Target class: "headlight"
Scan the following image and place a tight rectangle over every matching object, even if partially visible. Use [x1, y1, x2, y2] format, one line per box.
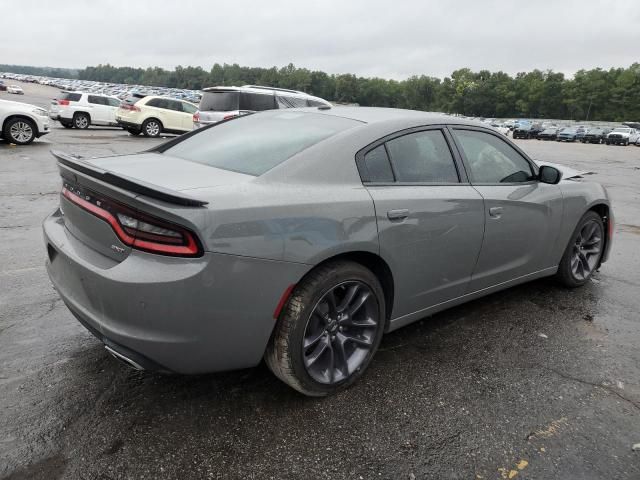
[32, 108, 48, 117]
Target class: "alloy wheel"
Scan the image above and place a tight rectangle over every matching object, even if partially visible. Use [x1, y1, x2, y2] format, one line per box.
[302, 281, 379, 384]
[9, 121, 34, 143]
[146, 121, 160, 136]
[571, 220, 603, 281]
[75, 115, 89, 128]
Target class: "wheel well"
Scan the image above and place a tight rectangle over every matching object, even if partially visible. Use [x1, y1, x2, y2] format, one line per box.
[73, 111, 91, 121]
[589, 203, 609, 225]
[311, 251, 395, 325]
[144, 117, 162, 127]
[2, 115, 38, 135]
[588, 203, 610, 264]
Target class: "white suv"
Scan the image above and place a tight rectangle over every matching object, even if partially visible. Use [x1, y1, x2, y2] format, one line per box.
[49, 91, 121, 129]
[0, 98, 50, 145]
[193, 85, 331, 128]
[115, 95, 198, 137]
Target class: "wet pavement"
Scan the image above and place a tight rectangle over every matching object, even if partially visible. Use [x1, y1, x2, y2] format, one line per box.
[1, 83, 639, 479]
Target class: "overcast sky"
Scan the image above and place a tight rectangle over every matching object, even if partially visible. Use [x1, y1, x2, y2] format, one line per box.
[1, 0, 638, 79]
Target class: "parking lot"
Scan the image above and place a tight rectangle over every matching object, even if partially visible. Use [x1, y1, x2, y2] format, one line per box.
[1, 81, 640, 479]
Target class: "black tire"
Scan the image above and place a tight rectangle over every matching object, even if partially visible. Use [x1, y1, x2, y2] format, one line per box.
[3, 117, 36, 145]
[556, 211, 605, 288]
[126, 127, 141, 136]
[605, 140, 610, 145]
[624, 139, 629, 146]
[142, 118, 162, 137]
[265, 261, 386, 396]
[73, 112, 90, 129]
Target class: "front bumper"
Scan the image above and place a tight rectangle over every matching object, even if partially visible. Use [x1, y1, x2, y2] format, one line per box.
[43, 209, 309, 374]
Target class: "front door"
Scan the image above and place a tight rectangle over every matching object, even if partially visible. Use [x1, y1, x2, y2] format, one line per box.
[449, 128, 563, 292]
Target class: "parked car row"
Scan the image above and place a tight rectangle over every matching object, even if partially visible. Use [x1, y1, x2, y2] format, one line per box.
[1, 72, 202, 103]
[44, 85, 332, 136]
[509, 122, 639, 145]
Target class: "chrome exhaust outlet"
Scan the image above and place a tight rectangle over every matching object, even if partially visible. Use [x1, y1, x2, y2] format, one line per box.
[105, 345, 145, 371]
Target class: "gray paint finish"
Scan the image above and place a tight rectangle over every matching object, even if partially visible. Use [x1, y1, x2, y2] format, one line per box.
[43, 107, 613, 374]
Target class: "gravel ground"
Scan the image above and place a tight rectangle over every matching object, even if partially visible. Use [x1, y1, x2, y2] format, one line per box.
[1, 81, 639, 480]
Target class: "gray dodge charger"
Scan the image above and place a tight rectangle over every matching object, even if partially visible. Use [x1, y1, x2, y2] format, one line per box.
[43, 107, 613, 396]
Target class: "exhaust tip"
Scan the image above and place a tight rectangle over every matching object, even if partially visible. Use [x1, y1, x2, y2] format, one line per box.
[105, 345, 145, 371]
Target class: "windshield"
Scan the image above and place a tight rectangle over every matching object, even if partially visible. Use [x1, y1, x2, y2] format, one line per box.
[163, 112, 361, 176]
[613, 128, 630, 133]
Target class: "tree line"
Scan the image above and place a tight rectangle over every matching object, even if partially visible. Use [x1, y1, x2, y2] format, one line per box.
[5, 62, 640, 121]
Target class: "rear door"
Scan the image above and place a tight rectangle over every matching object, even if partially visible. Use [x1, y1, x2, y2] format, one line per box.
[449, 127, 563, 292]
[359, 127, 485, 319]
[87, 95, 110, 125]
[179, 101, 197, 130]
[105, 96, 121, 124]
[145, 98, 177, 130]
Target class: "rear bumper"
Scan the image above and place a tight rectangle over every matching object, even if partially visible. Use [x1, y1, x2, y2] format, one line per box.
[43, 209, 309, 374]
[116, 119, 142, 130]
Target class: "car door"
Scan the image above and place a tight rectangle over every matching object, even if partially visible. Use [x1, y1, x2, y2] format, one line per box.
[105, 97, 121, 124]
[179, 101, 197, 131]
[449, 127, 563, 292]
[358, 127, 485, 319]
[87, 95, 110, 125]
[145, 98, 175, 131]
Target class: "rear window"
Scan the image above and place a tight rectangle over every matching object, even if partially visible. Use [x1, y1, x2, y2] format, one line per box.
[240, 92, 276, 111]
[163, 112, 361, 176]
[199, 91, 239, 112]
[59, 92, 81, 102]
[123, 94, 145, 105]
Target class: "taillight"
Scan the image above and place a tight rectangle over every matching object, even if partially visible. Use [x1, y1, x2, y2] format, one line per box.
[61, 185, 202, 257]
[223, 114, 237, 120]
[120, 103, 141, 112]
[58, 99, 69, 106]
[193, 112, 200, 123]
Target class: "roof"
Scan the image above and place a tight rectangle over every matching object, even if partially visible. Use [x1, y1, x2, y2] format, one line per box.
[299, 106, 485, 127]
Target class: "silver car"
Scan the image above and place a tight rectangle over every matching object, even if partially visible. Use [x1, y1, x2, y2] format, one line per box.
[43, 107, 613, 396]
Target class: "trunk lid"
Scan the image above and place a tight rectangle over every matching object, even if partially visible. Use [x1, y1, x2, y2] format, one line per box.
[53, 151, 253, 262]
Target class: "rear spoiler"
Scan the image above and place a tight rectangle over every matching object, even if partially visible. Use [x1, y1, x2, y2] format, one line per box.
[51, 150, 208, 207]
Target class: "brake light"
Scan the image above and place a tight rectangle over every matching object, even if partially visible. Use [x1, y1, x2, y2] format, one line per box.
[193, 112, 200, 123]
[223, 114, 237, 120]
[58, 99, 69, 106]
[61, 185, 202, 257]
[120, 103, 141, 112]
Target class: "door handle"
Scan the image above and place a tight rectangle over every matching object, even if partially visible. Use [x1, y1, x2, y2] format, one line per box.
[387, 209, 409, 220]
[489, 207, 503, 218]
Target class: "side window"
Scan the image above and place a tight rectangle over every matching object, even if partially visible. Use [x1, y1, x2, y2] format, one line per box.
[386, 130, 459, 183]
[240, 93, 276, 111]
[106, 97, 120, 107]
[147, 98, 170, 109]
[452, 129, 535, 183]
[88, 95, 103, 105]
[276, 95, 308, 108]
[167, 100, 183, 112]
[182, 102, 197, 114]
[359, 145, 394, 183]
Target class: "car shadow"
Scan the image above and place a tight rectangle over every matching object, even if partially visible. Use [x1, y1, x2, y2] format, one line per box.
[13, 276, 606, 478]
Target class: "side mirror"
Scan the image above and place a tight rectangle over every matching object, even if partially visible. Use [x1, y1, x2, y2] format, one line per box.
[539, 165, 562, 184]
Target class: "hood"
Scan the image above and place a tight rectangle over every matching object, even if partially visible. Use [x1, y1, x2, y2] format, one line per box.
[0, 98, 41, 112]
[536, 161, 593, 180]
[85, 152, 255, 191]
